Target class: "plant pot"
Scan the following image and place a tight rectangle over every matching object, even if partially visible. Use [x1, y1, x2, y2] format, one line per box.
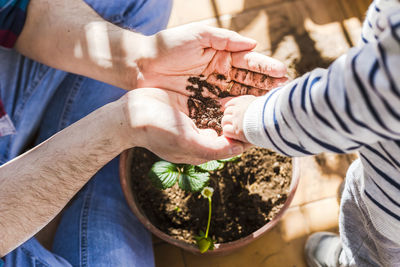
[119, 148, 300, 255]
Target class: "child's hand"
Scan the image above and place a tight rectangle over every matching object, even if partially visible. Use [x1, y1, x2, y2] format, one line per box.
[221, 95, 257, 143]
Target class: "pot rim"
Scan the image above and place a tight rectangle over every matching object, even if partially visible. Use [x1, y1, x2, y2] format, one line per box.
[119, 149, 301, 255]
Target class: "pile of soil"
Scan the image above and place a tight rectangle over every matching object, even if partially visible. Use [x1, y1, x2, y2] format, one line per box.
[186, 75, 229, 135]
[130, 146, 291, 244]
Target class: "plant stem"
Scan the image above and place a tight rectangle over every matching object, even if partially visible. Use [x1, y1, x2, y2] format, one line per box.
[205, 196, 212, 238]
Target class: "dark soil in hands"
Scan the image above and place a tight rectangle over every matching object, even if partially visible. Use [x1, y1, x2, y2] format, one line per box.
[130, 147, 291, 244]
[186, 75, 230, 135]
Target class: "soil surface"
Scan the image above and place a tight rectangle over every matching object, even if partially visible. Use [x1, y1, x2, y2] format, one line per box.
[130, 146, 291, 244]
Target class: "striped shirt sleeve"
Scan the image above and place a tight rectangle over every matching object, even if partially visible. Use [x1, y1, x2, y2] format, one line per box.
[0, 0, 30, 48]
[243, 7, 400, 158]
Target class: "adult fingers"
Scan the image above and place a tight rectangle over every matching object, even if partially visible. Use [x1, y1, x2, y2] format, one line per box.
[191, 133, 245, 161]
[229, 68, 288, 90]
[206, 70, 287, 97]
[243, 143, 254, 151]
[231, 51, 287, 78]
[228, 82, 267, 96]
[199, 26, 257, 52]
[206, 74, 268, 96]
[197, 128, 219, 138]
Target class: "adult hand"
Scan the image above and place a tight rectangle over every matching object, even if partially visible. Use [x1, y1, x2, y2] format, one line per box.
[120, 88, 246, 165]
[137, 24, 287, 97]
[16, 0, 286, 95]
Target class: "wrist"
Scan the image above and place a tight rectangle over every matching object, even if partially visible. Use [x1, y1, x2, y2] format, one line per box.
[243, 95, 272, 147]
[120, 32, 157, 90]
[99, 97, 136, 152]
[113, 91, 152, 150]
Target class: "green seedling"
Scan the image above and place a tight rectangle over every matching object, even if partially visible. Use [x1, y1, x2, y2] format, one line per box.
[194, 186, 216, 253]
[148, 156, 240, 252]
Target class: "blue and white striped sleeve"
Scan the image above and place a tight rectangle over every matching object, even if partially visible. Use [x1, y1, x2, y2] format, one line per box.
[243, 9, 400, 157]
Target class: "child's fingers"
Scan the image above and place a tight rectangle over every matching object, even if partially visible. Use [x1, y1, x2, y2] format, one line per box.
[221, 114, 233, 126]
[222, 95, 256, 110]
[222, 124, 236, 139]
[222, 108, 234, 116]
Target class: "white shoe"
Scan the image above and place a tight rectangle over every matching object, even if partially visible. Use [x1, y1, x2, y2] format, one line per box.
[304, 232, 342, 267]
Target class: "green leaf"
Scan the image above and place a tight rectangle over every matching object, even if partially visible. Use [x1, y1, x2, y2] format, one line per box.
[148, 161, 180, 190]
[178, 165, 210, 192]
[194, 230, 206, 241]
[217, 154, 242, 163]
[195, 236, 215, 253]
[197, 238, 212, 253]
[195, 230, 216, 253]
[197, 160, 224, 172]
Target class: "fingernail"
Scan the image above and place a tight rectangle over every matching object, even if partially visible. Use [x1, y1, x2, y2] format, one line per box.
[232, 145, 243, 155]
[242, 36, 257, 44]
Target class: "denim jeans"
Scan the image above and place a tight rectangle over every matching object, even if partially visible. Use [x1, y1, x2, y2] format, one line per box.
[0, 0, 172, 266]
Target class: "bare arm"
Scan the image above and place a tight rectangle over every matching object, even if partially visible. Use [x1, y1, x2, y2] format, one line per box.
[15, 0, 287, 95]
[0, 99, 128, 256]
[0, 88, 244, 256]
[15, 0, 150, 90]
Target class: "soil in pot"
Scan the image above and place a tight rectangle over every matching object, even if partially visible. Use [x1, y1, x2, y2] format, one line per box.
[130, 146, 291, 244]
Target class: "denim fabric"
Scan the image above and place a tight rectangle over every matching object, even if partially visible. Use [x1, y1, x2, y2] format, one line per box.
[1, 0, 172, 266]
[338, 159, 400, 267]
[84, 0, 172, 35]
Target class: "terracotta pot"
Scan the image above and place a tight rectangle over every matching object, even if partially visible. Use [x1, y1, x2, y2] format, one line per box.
[119, 149, 300, 255]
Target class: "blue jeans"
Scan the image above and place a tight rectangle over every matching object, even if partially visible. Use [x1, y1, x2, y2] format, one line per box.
[0, 0, 172, 266]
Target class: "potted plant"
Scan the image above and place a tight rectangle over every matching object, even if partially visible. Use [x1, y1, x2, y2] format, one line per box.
[119, 76, 300, 255]
[120, 147, 299, 255]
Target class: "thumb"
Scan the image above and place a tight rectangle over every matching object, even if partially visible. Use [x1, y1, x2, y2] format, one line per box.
[194, 133, 245, 160]
[200, 27, 257, 52]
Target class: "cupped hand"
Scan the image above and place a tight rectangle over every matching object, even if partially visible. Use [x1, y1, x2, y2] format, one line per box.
[137, 24, 287, 97]
[120, 88, 246, 165]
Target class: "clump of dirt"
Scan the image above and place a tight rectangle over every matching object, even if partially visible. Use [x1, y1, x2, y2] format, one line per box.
[130, 146, 292, 244]
[186, 75, 230, 135]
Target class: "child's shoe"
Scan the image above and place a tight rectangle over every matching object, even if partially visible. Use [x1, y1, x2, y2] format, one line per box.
[304, 232, 342, 267]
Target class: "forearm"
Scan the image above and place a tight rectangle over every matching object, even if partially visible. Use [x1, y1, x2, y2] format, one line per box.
[0, 98, 129, 256]
[244, 20, 400, 156]
[244, 3, 400, 156]
[15, 0, 154, 90]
